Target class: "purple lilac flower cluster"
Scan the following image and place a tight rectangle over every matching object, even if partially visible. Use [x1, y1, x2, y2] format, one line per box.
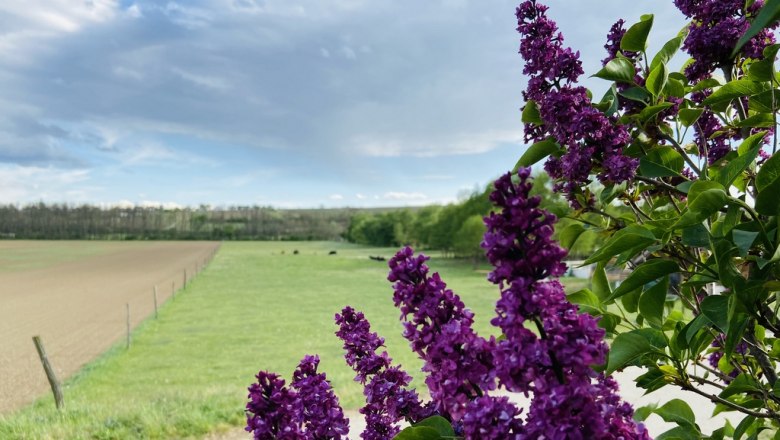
[335, 306, 429, 440]
[292, 356, 351, 439]
[517, 1, 637, 207]
[388, 247, 497, 420]
[382, 169, 649, 439]
[708, 338, 749, 381]
[246, 356, 349, 440]
[674, 0, 777, 82]
[483, 169, 649, 439]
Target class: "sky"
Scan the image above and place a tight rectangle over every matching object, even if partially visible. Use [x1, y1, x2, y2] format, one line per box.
[0, 0, 688, 209]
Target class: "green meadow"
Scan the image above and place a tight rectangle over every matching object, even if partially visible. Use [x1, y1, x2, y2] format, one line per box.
[0, 241, 586, 439]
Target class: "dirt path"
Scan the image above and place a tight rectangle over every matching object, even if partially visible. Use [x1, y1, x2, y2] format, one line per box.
[0, 241, 219, 414]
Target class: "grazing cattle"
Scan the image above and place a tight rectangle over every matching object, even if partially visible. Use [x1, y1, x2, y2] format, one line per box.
[293, 249, 299, 255]
[329, 250, 337, 255]
[369, 255, 386, 262]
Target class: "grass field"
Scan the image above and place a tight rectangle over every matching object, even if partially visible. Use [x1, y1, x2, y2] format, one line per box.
[0, 241, 587, 439]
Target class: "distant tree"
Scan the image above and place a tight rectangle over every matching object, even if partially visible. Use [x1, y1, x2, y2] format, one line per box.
[452, 214, 486, 268]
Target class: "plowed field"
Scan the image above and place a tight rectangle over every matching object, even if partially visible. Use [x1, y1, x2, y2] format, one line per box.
[0, 241, 219, 413]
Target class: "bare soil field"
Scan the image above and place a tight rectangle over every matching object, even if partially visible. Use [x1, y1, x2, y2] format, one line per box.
[0, 240, 219, 413]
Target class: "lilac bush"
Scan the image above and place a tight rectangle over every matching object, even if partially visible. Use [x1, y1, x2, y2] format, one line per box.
[248, 0, 780, 437]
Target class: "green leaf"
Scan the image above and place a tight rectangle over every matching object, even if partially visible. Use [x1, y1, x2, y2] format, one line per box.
[394, 426, 442, 440]
[690, 188, 728, 213]
[638, 102, 674, 122]
[600, 182, 626, 204]
[719, 374, 762, 399]
[733, 415, 757, 440]
[748, 58, 775, 82]
[639, 146, 684, 177]
[521, 100, 542, 124]
[733, 0, 780, 56]
[735, 113, 776, 128]
[413, 416, 454, 437]
[680, 313, 712, 345]
[516, 139, 561, 168]
[592, 261, 612, 301]
[755, 150, 780, 215]
[679, 108, 704, 127]
[682, 224, 710, 247]
[700, 295, 729, 332]
[633, 405, 656, 422]
[583, 226, 656, 265]
[717, 132, 764, 187]
[655, 426, 700, 440]
[646, 63, 669, 97]
[610, 259, 678, 300]
[732, 229, 760, 257]
[598, 85, 620, 116]
[567, 289, 600, 312]
[621, 287, 642, 313]
[598, 313, 621, 333]
[691, 78, 721, 93]
[559, 223, 586, 250]
[650, 35, 684, 71]
[594, 58, 637, 84]
[711, 238, 743, 289]
[756, 151, 780, 191]
[755, 178, 780, 215]
[619, 87, 651, 103]
[606, 331, 654, 374]
[703, 80, 767, 106]
[621, 15, 654, 52]
[664, 77, 686, 98]
[654, 399, 697, 429]
[636, 369, 669, 394]
[689, 180, 725, 202]
[639, 276, 669, 329]
[672, 187, 729, 229]
[749, 89, 780, 112]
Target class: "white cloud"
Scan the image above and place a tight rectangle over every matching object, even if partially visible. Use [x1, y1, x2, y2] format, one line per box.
[0, 164, 91, 204]
[171, 68, 231, 91]
[126, 4, 143, 19]
[383, 192, 427, 201]
[329, 193, 344, 200]
[340, 46, 357, 60]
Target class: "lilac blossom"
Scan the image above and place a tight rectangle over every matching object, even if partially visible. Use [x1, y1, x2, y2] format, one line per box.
[483, 169, 650, 439]
[246, 371, 304, 440]
[674, 0, 777, 82]
[335, 307, 429, 439]
[388, 247, 497, 420]
[517, 1, 637, 207]
[291, 355, 350, 439]
[461, 396, 524, 440]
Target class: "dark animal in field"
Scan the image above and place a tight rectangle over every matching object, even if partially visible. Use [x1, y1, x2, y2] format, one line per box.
[369, 255, 386, 262]
[329, 250, 337, 255]
[293, 249, 299, 255]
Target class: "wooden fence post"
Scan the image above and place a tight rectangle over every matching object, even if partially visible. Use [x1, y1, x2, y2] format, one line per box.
[126, 303, 131, 349]
[32, 336, 64, 410]
[153, 285, 158, 319]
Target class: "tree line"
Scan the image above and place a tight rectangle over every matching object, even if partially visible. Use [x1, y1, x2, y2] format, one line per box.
[0, 203, 356, 241]
[343, 174, 610, 260]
